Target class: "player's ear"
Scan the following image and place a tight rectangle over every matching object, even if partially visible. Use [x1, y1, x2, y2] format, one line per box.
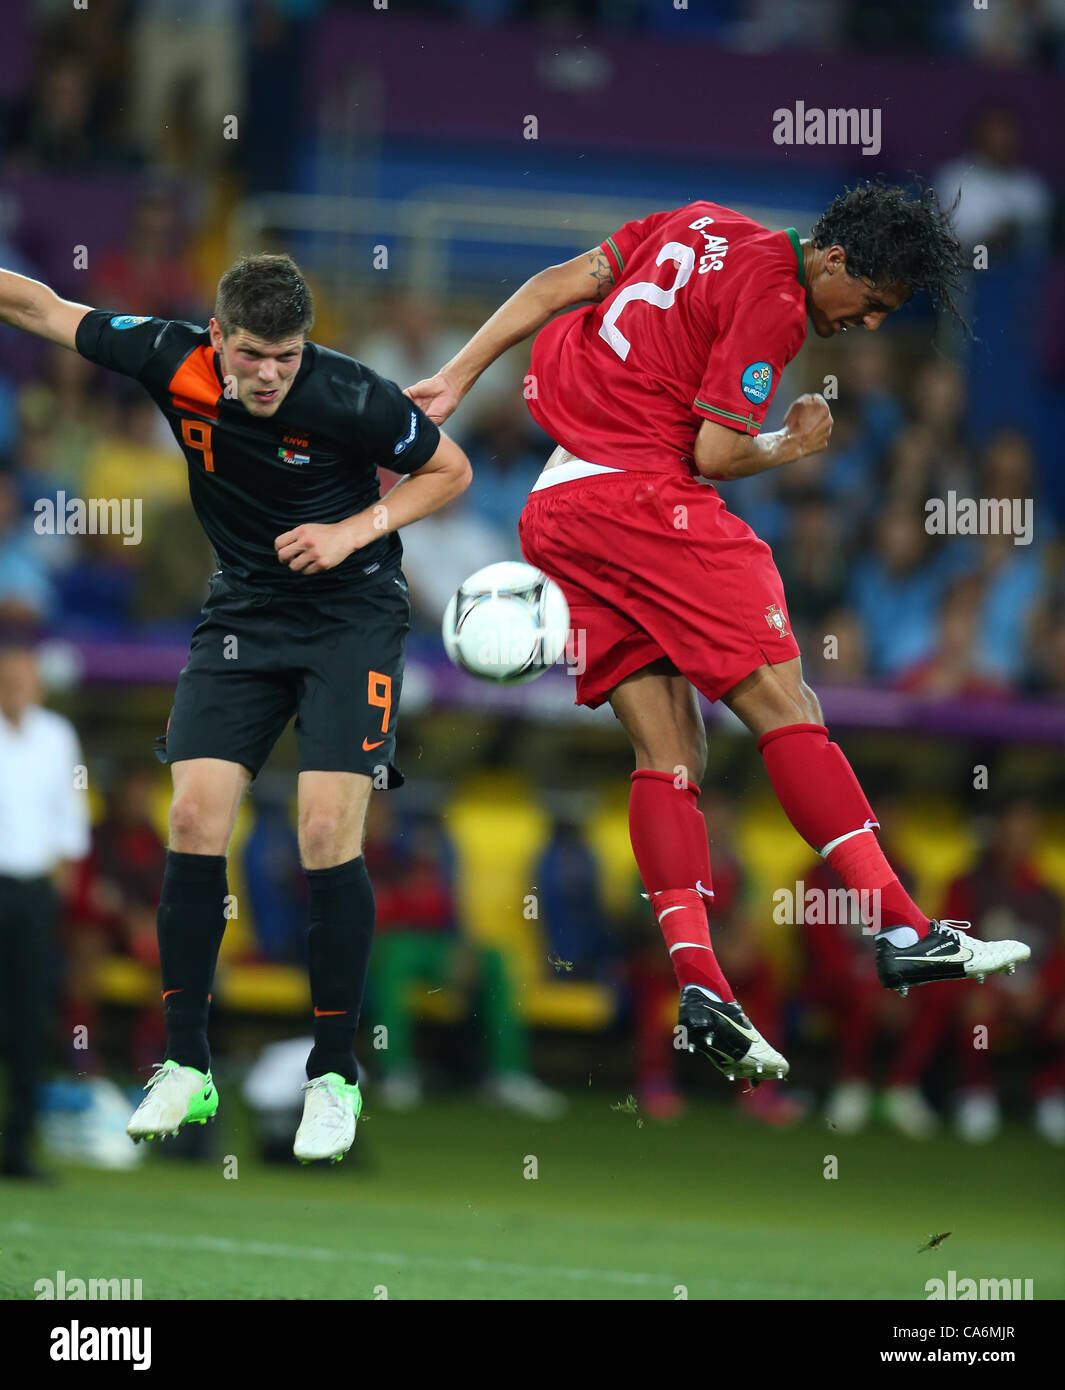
[208, 317, 225, 352]
[825, 245, 847, 275]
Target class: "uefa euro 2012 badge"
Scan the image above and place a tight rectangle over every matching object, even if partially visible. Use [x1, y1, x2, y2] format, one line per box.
[109, 315, 150, 329]
[741, 361, 773, 403]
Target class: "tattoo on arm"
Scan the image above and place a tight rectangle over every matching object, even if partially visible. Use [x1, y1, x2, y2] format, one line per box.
[587, 249, 615, 301]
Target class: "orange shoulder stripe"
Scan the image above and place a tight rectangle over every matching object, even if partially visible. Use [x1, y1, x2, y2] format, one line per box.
[169, 345, 221, 421]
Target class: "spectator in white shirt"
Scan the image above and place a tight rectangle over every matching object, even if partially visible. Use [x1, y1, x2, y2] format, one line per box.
[0, 641, 91, 1179]
[937, 105, 1053, 258]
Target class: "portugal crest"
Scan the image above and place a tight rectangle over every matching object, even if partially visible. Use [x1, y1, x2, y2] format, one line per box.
[764, 602, 788, 636]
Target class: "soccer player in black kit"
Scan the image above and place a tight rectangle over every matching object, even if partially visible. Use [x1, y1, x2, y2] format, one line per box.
[0, 255, 471, 1162]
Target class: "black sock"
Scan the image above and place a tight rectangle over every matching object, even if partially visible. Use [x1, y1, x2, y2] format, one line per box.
[305, 856, 374, 1086]
[157, 850, 228, 1073]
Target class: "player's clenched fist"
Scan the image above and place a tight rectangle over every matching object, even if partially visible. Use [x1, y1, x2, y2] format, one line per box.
[782, 393, 833, 456]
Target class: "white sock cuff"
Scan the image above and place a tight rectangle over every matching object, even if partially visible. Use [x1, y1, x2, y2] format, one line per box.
[819, 825, 876, 858]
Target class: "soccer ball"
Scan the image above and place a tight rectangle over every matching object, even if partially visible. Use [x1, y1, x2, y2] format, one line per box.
[442, 561, 570, 684]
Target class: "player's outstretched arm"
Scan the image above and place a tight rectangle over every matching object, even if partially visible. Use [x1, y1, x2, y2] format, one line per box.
[404, 247, 615, 423]
[274, 432, 472, 575]
[0, 269, 91, 350]
[694, 394, 833, 482]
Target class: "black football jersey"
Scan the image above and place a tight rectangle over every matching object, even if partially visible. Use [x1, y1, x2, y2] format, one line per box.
[75, 311, 442, 594]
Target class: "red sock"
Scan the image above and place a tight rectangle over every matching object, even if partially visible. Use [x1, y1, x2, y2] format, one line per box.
[629, 770, 732, 999]
[824, 829, 931, 936]
[758, 723, 931, 937]
[653, 889, 735, 1000]
[629, 769, 712, 894]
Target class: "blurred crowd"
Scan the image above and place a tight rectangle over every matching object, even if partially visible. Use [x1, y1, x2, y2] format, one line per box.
[0, 165, 1062, 694]
[0, 17, 1061, 695]
[409, 0, 1065, 66]
[56, 724, 1065, 1143]
[3, 6, 1062, 187]
[6, 270, 1061, 698]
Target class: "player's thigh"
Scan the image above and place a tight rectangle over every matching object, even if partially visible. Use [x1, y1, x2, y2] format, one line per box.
[523, 472, 803, 713]
[169, 758, 253, 855]
[609, 660, 707, 780]
[720, 655, 823, 739]
[521, 478, 668, 711]
[297, 770, 373, 870]
[162, 581, 300, 781]
[294, 571, 410, 790]
[611, 476, 807, 710]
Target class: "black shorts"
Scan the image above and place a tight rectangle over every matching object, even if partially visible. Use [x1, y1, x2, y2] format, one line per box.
[155, 567, 410, 786]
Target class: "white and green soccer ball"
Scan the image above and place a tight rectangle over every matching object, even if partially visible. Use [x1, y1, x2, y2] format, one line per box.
[442, 561, 570, 684]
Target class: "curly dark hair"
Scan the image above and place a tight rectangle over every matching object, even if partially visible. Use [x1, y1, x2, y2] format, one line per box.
[214, 253, 314, 340]
[810, 181, 968, 332]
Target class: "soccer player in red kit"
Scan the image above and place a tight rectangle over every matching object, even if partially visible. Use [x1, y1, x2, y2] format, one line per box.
[407, 184, 1031, 1084]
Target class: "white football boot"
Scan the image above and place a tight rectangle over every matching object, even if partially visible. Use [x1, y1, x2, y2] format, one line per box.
[882, 1084, 939, 1139]
[876, 920, 1030, 997]
[377, 1069, 424, 1111]
[1034, 1093, 1065, 1147]
[955, 1088, 1002, 1143]
[678, 985, 789, 1083]
[824, 1080, 873, 1134]
[480, 1072, 568, 1120]
[126, 1060, 218, 1142]
[293, 1073, 361, 1164]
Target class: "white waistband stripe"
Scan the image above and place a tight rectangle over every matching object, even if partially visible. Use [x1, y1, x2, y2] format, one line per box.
[530, 459, 622, 492]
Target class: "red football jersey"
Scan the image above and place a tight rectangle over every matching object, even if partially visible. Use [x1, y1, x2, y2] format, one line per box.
[527, 201, 808, 475]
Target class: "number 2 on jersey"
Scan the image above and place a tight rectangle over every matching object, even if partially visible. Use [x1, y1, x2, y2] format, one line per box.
[598, 241, 696, 361]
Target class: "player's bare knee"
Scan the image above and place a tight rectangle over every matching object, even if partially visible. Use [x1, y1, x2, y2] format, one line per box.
[168, 794, 229, 855]
[744, 672, 822, 735]
[628, 707, 706, 781]
[298, 815, 340, 868]
[633, 735, 694, 777]
[669, 732, 707, 787]
[299, 811, 361, 871]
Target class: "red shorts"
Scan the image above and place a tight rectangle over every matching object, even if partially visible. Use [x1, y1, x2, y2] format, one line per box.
[519, 470, 800, 708]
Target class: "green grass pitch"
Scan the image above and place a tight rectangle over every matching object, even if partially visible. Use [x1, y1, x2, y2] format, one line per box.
[1, 1093, 1062, 1300]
